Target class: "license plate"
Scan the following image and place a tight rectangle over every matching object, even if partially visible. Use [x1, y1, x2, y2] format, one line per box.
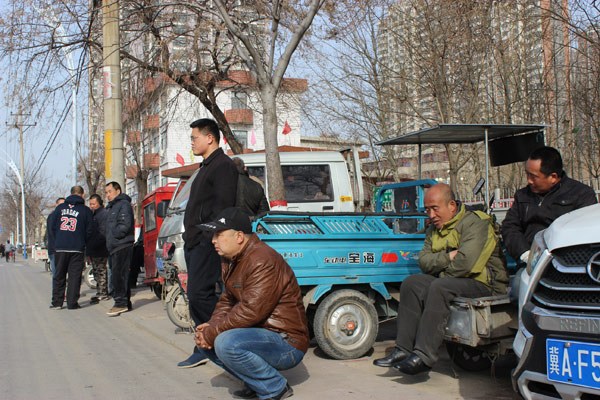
[546, 339, 600, 390]
[156, 258, 164, 271]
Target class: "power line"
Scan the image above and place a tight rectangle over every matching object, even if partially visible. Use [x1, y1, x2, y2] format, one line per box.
[30, 97, 72, 182]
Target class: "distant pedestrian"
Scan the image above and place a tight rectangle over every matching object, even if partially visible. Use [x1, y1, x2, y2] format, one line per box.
[50, 186, 93, 310]
[5, 240, 15, 262]
[232, 157, 270, 216]
[87, 194, 110, 304]
[46, 197, 65, 276]
[104, 181, 135, 317]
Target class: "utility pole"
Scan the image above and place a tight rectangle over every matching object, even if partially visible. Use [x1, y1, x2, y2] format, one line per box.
[102, 0, 124, 185]
[6, 112, 35, 259]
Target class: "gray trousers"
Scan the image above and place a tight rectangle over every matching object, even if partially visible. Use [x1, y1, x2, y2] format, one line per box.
[395, 274, 491, 366]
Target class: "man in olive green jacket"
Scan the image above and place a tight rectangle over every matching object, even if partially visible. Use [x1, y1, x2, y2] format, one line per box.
[373, 183, 508, 375]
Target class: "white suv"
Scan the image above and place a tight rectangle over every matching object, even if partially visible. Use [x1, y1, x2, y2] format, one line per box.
[513, 203, 600, 399]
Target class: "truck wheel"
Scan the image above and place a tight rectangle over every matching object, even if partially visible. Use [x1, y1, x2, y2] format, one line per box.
[152, 283, 163, 299]
[445, 342, 492, 371]
[84, 265, 97, 289]
[313, 289, 378, 360]
[165, 287, 193, 330]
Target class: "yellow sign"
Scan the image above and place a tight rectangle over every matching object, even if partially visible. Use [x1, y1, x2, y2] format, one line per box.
[105, 129, 112, 179]
[340, 195, 353, 202]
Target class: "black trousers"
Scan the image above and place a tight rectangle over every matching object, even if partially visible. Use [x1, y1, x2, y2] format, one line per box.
[52, 252, 85, 309]
[184, 237, 221, 326]
[109, 246, 133, 308]
[395, 274, 491, 366]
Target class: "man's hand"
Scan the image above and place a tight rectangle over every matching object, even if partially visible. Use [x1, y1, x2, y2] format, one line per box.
[448, 250, 458, 260]
[194, 323, 212, 349]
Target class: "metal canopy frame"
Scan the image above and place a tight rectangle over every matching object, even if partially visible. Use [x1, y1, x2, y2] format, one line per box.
[376, 124, 546, 206]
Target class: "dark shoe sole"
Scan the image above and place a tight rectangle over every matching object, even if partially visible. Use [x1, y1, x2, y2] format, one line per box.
[177, 358, 209, 369]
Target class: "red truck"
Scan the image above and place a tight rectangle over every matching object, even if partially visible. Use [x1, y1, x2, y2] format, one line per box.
[141, 183, 177, 297]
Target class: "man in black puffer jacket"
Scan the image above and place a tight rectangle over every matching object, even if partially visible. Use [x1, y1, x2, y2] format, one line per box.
[104, 181, 135, 317]
[502, 146, 597, 263]
[50, 186, 93, 310]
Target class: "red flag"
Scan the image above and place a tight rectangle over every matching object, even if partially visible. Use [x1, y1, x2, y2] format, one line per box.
[176, 153, 185, 166]
[282, 120, 292, 135]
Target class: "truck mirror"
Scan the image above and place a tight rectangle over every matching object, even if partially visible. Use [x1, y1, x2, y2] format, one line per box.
[472, 178, 485, 196]
[157, 200, 169, 218]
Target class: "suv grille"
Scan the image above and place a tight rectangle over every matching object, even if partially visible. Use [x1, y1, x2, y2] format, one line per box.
[532, 244, 600, 312]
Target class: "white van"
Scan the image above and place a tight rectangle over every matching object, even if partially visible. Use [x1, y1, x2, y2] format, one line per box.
[156, 150, 357, 272]
[235, 151, 355, 212]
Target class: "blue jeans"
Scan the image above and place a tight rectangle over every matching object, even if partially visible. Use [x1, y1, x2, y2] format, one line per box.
[202, 328, 305, 399]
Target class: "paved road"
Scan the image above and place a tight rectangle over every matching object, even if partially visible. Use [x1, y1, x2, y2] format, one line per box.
[0, 257, 522, 399]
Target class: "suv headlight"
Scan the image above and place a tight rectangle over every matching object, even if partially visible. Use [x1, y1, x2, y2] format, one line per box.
[526, 232, 546, 275]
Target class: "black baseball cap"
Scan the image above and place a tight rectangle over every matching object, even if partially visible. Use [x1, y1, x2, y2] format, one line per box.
[197, 207, 253, 234]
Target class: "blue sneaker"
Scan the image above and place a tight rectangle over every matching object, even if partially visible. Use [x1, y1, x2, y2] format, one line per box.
[177, 352, 208, 368]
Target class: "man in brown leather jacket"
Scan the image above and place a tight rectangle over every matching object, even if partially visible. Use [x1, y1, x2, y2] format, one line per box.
[195, 207, 309, 400]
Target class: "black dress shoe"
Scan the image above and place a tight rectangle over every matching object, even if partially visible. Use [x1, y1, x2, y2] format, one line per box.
[233, 386, 257, 399]
[373, 347, 409, 367]
[393, 353, 432, 375]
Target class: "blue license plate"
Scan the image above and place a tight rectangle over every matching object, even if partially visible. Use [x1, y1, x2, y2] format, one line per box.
[547, 339, 600, 390]
[156, 257, 164, 272]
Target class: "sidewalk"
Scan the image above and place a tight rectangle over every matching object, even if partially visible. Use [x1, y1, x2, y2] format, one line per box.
[24, 255, 520, 400]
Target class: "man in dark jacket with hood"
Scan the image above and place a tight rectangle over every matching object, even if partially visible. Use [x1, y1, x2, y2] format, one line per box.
[232, 157, 269, 216]
[104, 181, 135, 317]
[501, 146, 597, 263]
[50, 186, 93, 310]
[88, 194, 110, 303]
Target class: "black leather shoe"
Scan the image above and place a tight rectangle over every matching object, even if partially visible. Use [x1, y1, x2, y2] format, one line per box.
[373, 347, 409, 367]
[266, 384, 293, 400]
[233, 386, 257, 399]
[393, 353, 432, 375]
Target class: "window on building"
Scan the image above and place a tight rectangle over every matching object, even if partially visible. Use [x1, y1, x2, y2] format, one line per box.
[231, 92, 247, 109]
[233, 130, 248, 148]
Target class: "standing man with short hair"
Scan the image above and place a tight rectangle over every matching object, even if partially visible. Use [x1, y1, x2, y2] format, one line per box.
[88, 194, 110, 303]
[501, 146, 597, 263]
[46, 197, 65, 276]
[50, 186, 93, 310]
[104, 181, 135, 317]
[178, 118, 238, 368]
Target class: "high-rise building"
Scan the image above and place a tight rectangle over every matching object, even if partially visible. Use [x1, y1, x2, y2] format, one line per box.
[377, 0, 580, 188]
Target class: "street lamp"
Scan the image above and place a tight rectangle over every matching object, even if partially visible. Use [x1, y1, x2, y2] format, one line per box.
[2, 154, 27, 259]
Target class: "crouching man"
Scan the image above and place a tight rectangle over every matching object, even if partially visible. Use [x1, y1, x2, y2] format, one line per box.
[373, 183, 508, 375]
[195, 207, 309, 400]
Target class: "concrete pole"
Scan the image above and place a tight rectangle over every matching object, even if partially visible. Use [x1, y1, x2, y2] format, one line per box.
[18, 123, 27, 258]
[102, 0, 124, 186]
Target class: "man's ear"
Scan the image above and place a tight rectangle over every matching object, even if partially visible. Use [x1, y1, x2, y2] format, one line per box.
[449, 200, 458, 212]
